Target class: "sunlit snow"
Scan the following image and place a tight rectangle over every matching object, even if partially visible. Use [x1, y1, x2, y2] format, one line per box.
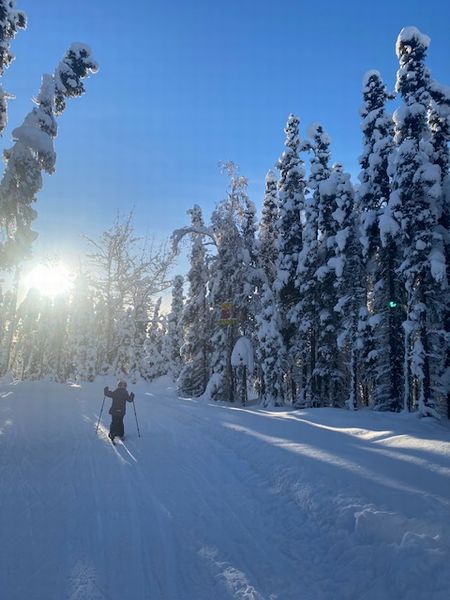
[1, 376, 449, 600]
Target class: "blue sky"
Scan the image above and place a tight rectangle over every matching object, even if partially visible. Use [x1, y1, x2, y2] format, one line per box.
[2, 0, 450, 270]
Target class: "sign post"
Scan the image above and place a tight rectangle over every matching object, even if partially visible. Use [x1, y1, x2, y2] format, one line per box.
[219, 302, 237, 327]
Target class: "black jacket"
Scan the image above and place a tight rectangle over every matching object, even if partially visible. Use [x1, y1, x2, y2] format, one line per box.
[104, 387, 134, 417]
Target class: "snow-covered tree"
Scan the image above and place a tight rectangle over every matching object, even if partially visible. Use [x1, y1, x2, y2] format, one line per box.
[129, 296, 149, 384]
[358, 70, 404, 411]
[173, 164, 257, 402]
[25, 295, 50, 379]
[428, 80, 450, 418]
[389, 27, 447, 416]
[0, 44, 97, 266]
[254, 168, 286, 406]
[11, 287, 41, 379]
[0, 268, 19, 373]
[0, 0, 26, 133]
[66, 272, 97, 382]
[255, 283, 285, 406]
[42, 295, 69, 381]
[258, 170, 278, 286]
[359, 70, 395, 258]
[273, 114, 306, 402]
[220, 162, 258, 337]
[295, 123, 332, 405]
[231, 336, 254, 405]
[274, 116, 305, 336]
[207, 170, 248, 401]
[166, 275, 184, 380]
[114, 307, 136, 379]
[86, 213, 173, 374]
[330, 166, 365, 410]
[142, 297, 168, 380]
[314, 162, 342, 406]
[86, 213, 133, 370]
[176, 205, 211, 397]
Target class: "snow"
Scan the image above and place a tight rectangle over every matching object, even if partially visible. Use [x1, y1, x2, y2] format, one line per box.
[231, 336, 254, 372]
[265, 169, 277, 184]
[335, 227, 349, 251]
[396, 27, 431, 57]
[12, 119, 54, 157]
[328, 255, 345, 278]
[1, 376, 449, 600]
[307, 122, 332, 144]
[429, 246, 446, 283]
[319, 175, 336, 197]
[362, 69, 382, 88]
[379, 201, 399, 244]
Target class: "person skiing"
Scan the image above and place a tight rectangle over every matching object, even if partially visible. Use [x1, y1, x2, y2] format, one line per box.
[104, 379, 134, 443]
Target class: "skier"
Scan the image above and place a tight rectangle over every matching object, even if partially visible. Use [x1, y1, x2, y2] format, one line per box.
[104, 380, 134, 443]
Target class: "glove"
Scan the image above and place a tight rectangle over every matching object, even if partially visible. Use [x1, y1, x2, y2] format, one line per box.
[130, 392, 135, 401]
[104, 386, 109, 395]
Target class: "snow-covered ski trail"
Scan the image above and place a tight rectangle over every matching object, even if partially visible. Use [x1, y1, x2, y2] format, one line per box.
[0, 377, 449, 600]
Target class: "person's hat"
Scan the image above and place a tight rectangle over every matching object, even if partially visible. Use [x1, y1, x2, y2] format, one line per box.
[117, 379, 127, 388]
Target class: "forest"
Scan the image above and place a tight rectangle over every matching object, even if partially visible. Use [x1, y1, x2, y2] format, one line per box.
[0, 14, 448, 419]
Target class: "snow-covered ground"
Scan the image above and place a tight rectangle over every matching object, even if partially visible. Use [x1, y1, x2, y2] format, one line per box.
[1, 376, 449, 600]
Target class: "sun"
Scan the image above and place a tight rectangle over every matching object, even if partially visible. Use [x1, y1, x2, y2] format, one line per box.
[24, 263, 72, 297]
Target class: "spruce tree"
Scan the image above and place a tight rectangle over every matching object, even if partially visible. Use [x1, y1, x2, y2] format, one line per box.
[428, 80, 450, 418]
[255, 283, 285, 406]
[314, 163, 342, 406]
[142, 298, 168, 381]
[177, 205, 211, 397]
[358, 70, 404, 411]
[390, 27, 447, 416]
[296, 124, 331, 405]
[0, 44, 97, 266]
[255, 169, 285, 406]
[167, 275, 184, 381]
[207, 169, 248, 401]
[172, 164, 257, 402]
[258, 170, 279, 286]
[274, 114, 306, 402]
[329, 166, 365, 409]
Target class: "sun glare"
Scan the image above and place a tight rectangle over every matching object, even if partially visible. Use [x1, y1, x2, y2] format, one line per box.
[25, 264, 72, 297]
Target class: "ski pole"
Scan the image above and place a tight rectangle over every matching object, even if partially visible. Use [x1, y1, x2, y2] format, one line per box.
[132, 397, 141, 438]
[96, 395, 106, 434]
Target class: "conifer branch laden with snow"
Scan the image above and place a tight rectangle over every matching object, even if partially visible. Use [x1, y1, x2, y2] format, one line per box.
[0, 0, 26, 134]
[0, 12, 98, 267]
